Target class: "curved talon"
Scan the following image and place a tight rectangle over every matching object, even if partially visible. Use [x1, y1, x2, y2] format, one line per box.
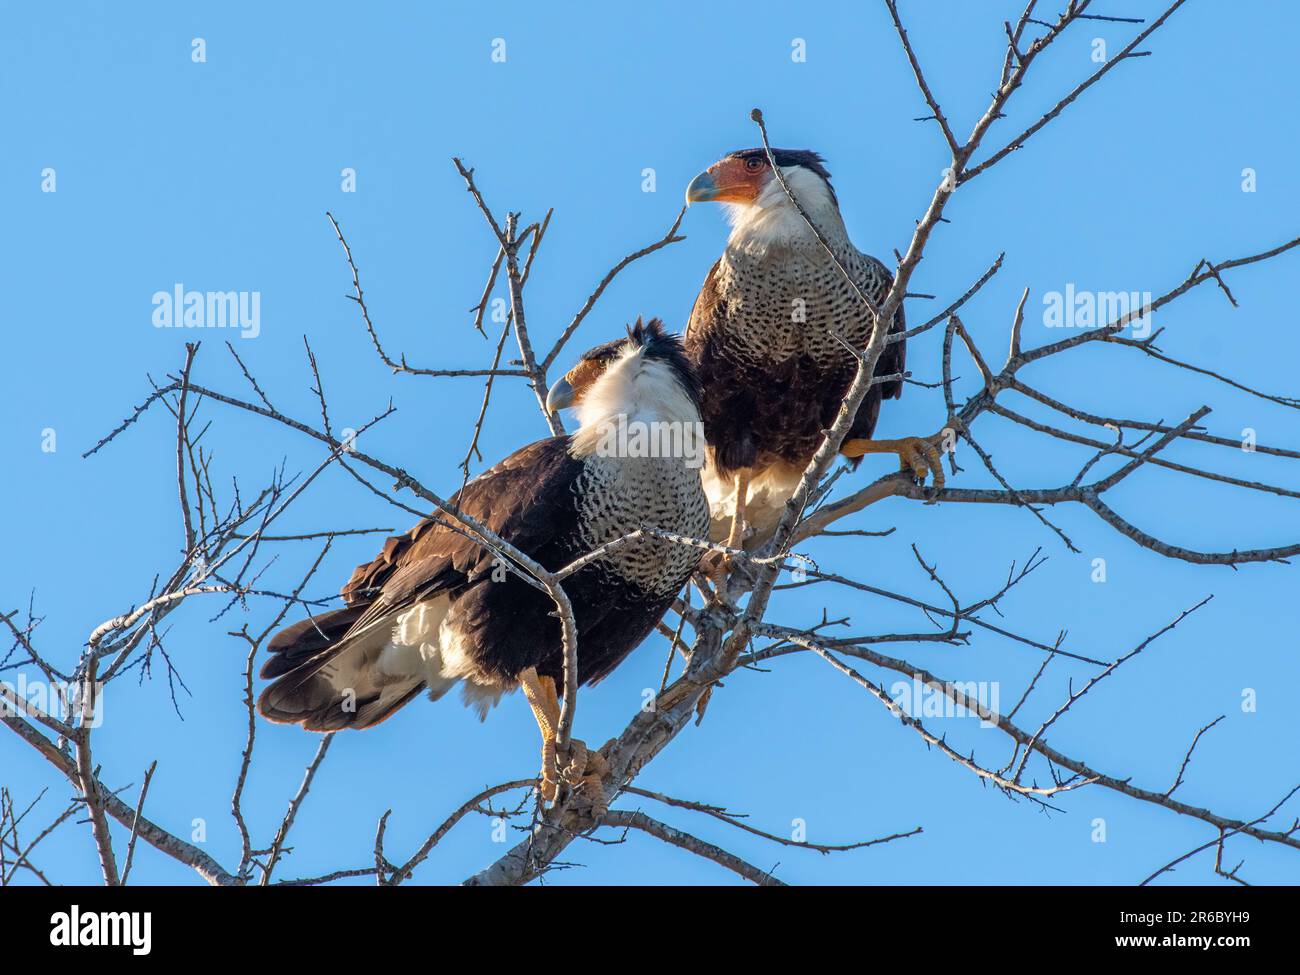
[576, 746, 610, 817]
[899, 437, 945, 492]
[560, 738, 589, 787]
[578, 773, 609, 818]
[560, 738, 609, 815]
[841, 428, 950, 495]
[582, 748, 611, 816]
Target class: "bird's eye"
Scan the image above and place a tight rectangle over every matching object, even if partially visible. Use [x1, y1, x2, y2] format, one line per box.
[744, 157, 765, 172]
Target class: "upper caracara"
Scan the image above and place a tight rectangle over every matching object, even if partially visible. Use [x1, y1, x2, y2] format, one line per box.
[258, 319, 708, 807]
[683, 148, 944, 546]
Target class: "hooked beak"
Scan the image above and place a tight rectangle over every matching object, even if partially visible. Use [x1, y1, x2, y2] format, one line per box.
[685, 170, 720, 204]
[545, 377, 575, 415]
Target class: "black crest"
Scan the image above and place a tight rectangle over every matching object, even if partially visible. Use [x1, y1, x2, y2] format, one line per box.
[629, 318, 702, 410]
[627, 317, 702, 410]
[728, 148, 836, 206]
[731, 147, 832, 183]
[579, 318, 701, 410]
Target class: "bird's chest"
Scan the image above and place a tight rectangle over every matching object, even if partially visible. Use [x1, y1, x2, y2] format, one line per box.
[715, 250, 875, 369]
[572, 457, 709, 596]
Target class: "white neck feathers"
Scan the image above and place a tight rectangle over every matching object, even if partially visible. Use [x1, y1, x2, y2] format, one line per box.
[724, 166, 846, 258]
[569, 345, 700, 459]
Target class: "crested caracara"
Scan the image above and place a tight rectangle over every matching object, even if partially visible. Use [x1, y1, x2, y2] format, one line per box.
[258, 319, 708, 809]
[683, 148, 945, 547]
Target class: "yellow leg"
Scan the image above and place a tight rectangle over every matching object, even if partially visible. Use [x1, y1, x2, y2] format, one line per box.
[520, 667, 562, 804]
[705, 470, 751, 599]
[726, 470, 750, 551]
[841, 429, 948, 490]
[519, 667, 608, 815]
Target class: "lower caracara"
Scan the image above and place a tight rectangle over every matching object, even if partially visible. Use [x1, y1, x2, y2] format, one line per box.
[258, 319, 708, 807]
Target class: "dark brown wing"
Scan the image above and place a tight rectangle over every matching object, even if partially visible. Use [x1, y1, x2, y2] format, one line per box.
[258, 437, 585, 730]
[343, 436, 577, 608]
[684, 258, 725, 351]
[864, 251, 906, 405]
[684, 260, 765, 471]
[840, 252, 906, 449]
[339, 436, 584, 635]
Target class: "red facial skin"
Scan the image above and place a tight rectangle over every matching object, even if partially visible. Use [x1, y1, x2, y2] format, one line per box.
[563, 357, 606, 407]
[703, 155, 771, 203]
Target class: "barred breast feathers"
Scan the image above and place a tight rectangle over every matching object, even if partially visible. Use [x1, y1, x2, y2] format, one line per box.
[561, 336, 709, 593]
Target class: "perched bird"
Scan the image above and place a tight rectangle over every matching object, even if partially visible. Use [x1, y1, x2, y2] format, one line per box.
[258, 319, 709, 808]
[683, 148, 945, 546]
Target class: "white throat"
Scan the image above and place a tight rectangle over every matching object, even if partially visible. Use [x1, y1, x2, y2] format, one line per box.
[724, 166, 846, 258]
[569, 345, 702, 460]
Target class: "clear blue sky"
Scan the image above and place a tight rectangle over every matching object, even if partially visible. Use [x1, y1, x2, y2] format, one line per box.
[3, 1, 1297, 885]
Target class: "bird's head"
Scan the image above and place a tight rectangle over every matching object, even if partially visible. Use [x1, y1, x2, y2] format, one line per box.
[685, 148, 836, 208]
[685, 148, 840, 250]
[547, 319, 702, 455]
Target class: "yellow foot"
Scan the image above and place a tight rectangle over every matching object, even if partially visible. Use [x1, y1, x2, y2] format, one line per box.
[708, 552, 753, 597]
[705, 555, 729, 595]
[520, 667, 610, 815]
[697, 564, 742, 613]
[559, 738, 611, 818]
[841, 425, 954, 491]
